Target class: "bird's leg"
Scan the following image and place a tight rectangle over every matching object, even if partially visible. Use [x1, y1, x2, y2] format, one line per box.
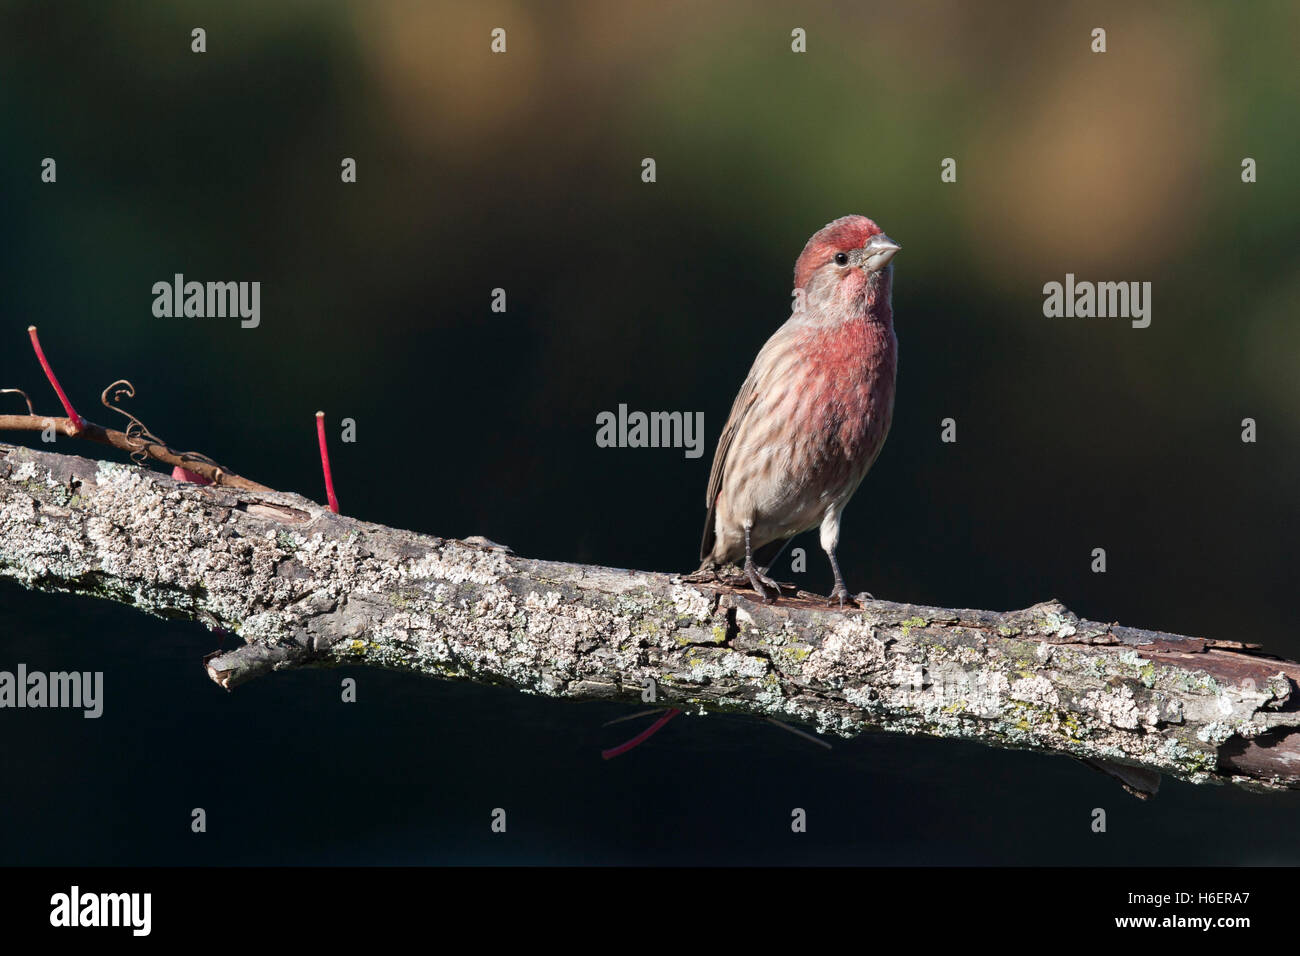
[744, 525, 777, 603]
[824, 547, 854, 607]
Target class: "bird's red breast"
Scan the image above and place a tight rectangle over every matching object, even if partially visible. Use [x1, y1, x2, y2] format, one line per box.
[793, 312, 897, 463]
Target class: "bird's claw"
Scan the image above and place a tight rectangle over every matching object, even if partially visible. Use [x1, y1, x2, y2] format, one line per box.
[745, 561, 780, 603]
[828, 586, 855, 608]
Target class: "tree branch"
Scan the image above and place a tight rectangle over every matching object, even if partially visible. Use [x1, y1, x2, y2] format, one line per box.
[3, 441, 1298, 796]
[5, 327, 271, 492]
[0, 415, 270, 492]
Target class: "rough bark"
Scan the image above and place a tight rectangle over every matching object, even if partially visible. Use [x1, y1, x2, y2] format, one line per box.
[2, 441, 1298, 796]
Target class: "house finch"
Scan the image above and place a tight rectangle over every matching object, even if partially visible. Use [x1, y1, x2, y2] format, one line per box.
[697, 215, 901, 605]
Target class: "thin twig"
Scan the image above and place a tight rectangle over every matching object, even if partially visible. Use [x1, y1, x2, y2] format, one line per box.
[602, 708, 681, 760]
[316, 411, 339, 514]
[2, 328, 272, 492]
[602, 708, 668, 727]
[27, 326, 84, 431]
[766, 717, 833, 750]
[0, 389, 34, 416]
[0, 414, 271, 492]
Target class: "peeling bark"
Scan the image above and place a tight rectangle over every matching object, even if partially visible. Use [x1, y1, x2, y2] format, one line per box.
[3, 441, 1298, 796]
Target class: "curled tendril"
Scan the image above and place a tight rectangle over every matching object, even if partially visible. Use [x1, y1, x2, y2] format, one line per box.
[100, 379, 220, 472]
[1, 388, 36, 416]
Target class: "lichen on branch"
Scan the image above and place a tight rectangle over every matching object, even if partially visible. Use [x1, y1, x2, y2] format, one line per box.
[2, 441, 1298, 798]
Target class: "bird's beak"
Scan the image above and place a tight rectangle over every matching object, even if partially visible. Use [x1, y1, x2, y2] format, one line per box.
[862, 234, 901, 273]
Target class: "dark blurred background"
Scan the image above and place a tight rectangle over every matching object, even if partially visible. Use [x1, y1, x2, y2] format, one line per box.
[1, 0, 1298, 864]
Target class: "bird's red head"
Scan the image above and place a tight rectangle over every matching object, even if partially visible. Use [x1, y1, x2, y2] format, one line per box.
[794, 215, 883, 289]
[794, 215, 903, 290]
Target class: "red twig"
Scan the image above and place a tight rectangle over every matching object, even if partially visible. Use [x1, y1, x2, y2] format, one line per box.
[601, 708, 681, 760]
[316, 411, 339, 514]
[27, 326, 84, 432]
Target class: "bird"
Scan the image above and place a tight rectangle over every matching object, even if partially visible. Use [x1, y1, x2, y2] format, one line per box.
[696, 215, 901, 605]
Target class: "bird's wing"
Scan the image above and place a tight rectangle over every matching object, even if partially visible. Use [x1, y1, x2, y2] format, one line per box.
[700, 375, 759, 561]
[700, 324, 793, 562]
[705, 374, 759, 511]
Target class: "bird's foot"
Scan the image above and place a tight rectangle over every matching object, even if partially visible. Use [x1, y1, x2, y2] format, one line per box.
[691, 562, 794, 602]
[828, 585, 858, 608]
[744, 560, 779, 604]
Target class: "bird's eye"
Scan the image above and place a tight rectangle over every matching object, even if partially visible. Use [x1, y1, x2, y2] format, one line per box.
[833, 252, 849, 266]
